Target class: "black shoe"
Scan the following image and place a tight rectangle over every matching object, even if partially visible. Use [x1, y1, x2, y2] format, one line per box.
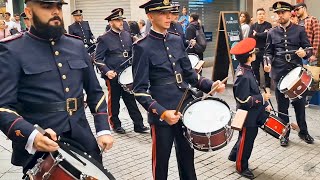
[134, 126, 150, 133]
[280, 137, 289, 147]
[114, 127, 126, 134]
[298, 132, 314, 144]
[228, 154, 236, 162]
[237, 169, 254, 179]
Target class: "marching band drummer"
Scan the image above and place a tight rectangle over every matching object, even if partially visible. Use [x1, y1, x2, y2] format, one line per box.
[68, 9, 95, 48]
[94, 8, 149, 134]
[264, 1, 314, 146]
[133, 0, 225, 179]
[0, 0, 113, 166]
[228, 38, 272, 179]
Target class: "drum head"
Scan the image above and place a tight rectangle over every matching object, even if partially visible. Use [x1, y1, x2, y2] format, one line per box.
[119, 66, 133, 85]
[58, 146, 110, 179]
[188, 54, 200, 68]
[183, 98, 231, 133]
[279, 67, 302, 90]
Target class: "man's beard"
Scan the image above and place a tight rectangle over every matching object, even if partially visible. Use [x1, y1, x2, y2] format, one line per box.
[32, 11, 65, 40]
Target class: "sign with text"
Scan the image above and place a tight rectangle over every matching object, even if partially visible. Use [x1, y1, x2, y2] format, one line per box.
[212, 11, 243, 82]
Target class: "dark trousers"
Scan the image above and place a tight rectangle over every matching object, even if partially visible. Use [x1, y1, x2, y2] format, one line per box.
[151, 122, 197, 180]
[275, 85, 308, 137]
[106, 78, 144, 129]
[229, 127, 258, 172]
[252, 50, 271, 88]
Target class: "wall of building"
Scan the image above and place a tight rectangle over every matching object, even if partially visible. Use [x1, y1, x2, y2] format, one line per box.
[305, 0, 320, 19]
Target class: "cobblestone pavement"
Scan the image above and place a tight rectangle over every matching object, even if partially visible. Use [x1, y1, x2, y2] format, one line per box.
[0, 68, 320, 180]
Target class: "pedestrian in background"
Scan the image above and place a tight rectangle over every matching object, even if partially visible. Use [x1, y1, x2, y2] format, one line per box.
[240, 11, 251, 38]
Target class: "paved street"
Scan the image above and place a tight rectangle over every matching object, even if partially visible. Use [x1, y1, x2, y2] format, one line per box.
[0, 67, 320, 180]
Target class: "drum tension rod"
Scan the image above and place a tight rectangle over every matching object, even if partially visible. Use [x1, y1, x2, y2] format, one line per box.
[34, 124, 87, 166]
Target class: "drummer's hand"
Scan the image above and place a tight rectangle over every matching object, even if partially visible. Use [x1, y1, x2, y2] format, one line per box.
[309, 55, 317, 62]
[262, 92, 271, 101]
[97, 135, 114, 153]
[295, 47, 307, 58]
[106, 70, 117, 79]
[33, 129, 59, 152]
[161, 110, 181, 125]
[264, 64, 271, 73]
[211, 80, 226, 94]
[265, 105, 272, 112]
[190, 39, 196, 47]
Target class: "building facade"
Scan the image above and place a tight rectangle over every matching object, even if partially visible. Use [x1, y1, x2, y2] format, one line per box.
[3, 0, 319, 57]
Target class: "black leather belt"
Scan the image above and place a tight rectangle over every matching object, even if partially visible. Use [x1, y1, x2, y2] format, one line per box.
[275, 54, 299, 62]
[107, 52, 131, 58]
[19, 97, 84, 115]
[150, 74, 183, 86]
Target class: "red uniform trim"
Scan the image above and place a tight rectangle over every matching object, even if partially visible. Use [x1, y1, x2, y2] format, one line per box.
[236, 127, 247, 172]
[106, 80, 114, 128]
[151, 125, 157, 180]
[7, 117, 23, 137]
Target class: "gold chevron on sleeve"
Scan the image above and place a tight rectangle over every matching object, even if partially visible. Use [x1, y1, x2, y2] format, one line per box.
[93, 60, 106, 66]
[95, 94, 106, 112]
[0, 108, 20, 116]
[134, 93, 151, 97]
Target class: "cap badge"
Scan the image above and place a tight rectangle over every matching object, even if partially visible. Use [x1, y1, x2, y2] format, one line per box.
[277, 2, 281, 8]
[163, 0, 170, 6]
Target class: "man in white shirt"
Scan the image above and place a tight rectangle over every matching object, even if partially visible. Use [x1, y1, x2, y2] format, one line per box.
[4, 12, 16, 31]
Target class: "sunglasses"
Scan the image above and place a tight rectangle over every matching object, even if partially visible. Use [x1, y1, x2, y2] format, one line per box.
[294, 6, 303, 11]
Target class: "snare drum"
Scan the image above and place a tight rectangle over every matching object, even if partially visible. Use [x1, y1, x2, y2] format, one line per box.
[182, 97, 233, 152]
[188, 53, 204, 73]
[118, 66, 133, 94]
[24, 143, 114, 180]
[278, 67, 313, 101]
[263, 114, 290, 139]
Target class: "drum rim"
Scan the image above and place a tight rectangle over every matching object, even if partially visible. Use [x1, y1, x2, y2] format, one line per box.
[118, 65, 133, 85]
[51, 143, 112, 178]
[182, 97, 232, 136]
[278, 67, 312, 94]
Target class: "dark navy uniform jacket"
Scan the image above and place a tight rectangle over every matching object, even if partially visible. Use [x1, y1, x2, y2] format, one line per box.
[94, 29, 132, 79]
[265, 23, 311, 82]
[234, 65, 269, 127]
[132, 30, 213, 126]
[68, 21, 94, 46]
[168, 22, 188, 48]
[0, 31, 109, 166]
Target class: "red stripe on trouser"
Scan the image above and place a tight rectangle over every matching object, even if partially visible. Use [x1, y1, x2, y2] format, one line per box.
[106, 80, 114, 129]
[236, 127, 247, 172]
[151, 125, 157, 180]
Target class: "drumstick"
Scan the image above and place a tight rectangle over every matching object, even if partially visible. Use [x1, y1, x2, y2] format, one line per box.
[262, 87, 275, 111]
[202, 77, 228, 101]
[175, 88, 189, 115]
[100, 144, 107, 155]
[277, 47, 313, 55]
[34, 124, 87, 166]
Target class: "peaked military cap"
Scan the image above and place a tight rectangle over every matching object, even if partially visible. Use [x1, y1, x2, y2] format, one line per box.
[111, 8, 124, 13]
[230, 38, 256, 55]
[272, 1, 293, 12]
[139, 0, 174, 14]
[171, 4, 180, 14]
[25, 0, 68, 4]
[72, 9, 82, 16]
[20, 12, 28, 19]
[104, 8, 126, 21]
